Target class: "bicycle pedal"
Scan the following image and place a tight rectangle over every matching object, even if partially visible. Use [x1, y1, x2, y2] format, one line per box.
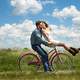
[28, 61, 38, 65]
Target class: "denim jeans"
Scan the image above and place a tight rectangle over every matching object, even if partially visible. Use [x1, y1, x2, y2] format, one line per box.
[32, 45, 50, 71]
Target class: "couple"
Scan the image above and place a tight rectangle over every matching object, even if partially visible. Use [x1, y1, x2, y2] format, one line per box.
[30, 20, 79, 72]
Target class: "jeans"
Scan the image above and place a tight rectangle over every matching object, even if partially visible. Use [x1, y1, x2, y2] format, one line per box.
[32, 45, 50, 71]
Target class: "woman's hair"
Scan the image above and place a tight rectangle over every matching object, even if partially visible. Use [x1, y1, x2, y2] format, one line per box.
[42, 21, 52, 31]
[42, 21, 49, 28]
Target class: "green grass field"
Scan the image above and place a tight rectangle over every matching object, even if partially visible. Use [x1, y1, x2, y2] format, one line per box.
[0, 49, 80, 80]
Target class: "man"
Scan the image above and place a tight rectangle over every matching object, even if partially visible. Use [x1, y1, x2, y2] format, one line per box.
[30, 21, 52, 72]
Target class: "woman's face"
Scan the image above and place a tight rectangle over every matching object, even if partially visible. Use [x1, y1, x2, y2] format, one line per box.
[39, 22, 46, 29]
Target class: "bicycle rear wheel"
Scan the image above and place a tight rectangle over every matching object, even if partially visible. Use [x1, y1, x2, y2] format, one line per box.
[18, 52, 40, 72]
[51, 53, 73, 71]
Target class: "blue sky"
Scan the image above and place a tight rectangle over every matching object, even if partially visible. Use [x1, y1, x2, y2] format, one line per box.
[0, 0, 80, 25]
[0, 0, 80, 48]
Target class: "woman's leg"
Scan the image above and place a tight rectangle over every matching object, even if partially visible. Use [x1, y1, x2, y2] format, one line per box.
[55, 43, 78, 56]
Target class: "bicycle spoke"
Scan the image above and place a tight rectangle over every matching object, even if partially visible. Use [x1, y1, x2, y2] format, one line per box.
[18, 53, 40, 72]
[51, 53, 73, 71]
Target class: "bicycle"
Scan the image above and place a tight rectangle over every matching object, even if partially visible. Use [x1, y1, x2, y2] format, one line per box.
[18, 47, 73, 72]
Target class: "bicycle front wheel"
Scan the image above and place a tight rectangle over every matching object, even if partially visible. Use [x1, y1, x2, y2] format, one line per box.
[51, 53, 73, 71]
[18, 52, 40, 72]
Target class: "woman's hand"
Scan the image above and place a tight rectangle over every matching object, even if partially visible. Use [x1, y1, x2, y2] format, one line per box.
[48, 41, 53, 45]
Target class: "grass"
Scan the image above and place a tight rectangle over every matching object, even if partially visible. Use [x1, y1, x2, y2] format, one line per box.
[0, 71, 80, 80]
[0, 49, 19, 72]
[0, 49, 80, 80]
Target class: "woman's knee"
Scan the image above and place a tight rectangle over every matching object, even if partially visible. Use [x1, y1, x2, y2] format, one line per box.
[57, 43, 65, 46]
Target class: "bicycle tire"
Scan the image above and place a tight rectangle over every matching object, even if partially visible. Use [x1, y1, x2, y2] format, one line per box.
[51, 53, 73, 71]
[18, 52, 40, 72]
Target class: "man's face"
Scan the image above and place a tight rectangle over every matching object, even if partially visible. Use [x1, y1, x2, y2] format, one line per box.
[39, 22, 46, 29]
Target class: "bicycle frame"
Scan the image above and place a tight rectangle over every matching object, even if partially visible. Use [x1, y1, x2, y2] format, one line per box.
[18, 47, 73, 71]
[35, 47, 60, 65]
[48, 47, 59, 61]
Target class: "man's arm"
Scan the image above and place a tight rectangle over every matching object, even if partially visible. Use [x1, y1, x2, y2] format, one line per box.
[34, 31, 49, 46]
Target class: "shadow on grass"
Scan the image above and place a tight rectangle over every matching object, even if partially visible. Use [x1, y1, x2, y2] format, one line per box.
[0, 71, 80, 80]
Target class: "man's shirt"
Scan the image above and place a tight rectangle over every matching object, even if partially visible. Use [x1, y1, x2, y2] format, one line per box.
[30, 28, 49, 46]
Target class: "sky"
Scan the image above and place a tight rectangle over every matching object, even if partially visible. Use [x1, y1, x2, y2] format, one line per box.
[0, 0, 80, 49]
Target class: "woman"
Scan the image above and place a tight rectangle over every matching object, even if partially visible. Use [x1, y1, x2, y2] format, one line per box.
[40, 21, 79, 56]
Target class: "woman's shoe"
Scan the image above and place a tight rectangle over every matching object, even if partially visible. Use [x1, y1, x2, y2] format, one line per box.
[70, 47, 79, 53]
[78, 48, 80, 50]
[68, 48, 77, 56]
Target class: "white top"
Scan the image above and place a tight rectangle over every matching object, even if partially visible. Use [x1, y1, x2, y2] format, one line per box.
[42, 28, 60, 45]
[42, 29, 54, 41]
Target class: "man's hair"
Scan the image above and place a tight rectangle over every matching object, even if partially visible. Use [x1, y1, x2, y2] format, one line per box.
[35, 21, 42, 26]
[35, 20, 49, 28]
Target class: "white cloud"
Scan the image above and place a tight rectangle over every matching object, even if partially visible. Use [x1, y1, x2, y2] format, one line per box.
[72, 16, 80, 25]
[52, 5, 80, 26]
[0, 19, 35, 48]
[41, 0, 55, 5]
[0, 19, 80, 48]
[52, 5, 80, 19]
[11, 0, 43, 15]
[52, 5, 80, 47]
[50, 24, 80, 38]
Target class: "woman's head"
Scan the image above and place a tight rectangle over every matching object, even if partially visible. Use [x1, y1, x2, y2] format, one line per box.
[35, 20, 49, 29]
[42, 21, 49, 28]
[41, 21, 51, 31]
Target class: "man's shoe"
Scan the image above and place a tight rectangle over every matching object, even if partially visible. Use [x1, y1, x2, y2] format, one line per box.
[49, 68, 53, 72]
[48, 66, 53, 71]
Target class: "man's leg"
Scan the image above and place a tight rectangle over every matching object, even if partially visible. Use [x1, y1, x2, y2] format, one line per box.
[40, 47, 52, 71]
[32, 45, 50, 72]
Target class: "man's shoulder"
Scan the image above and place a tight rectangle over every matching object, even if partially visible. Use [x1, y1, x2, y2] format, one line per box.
[33, 28, 38, 33]
[31, 28, 37, 35]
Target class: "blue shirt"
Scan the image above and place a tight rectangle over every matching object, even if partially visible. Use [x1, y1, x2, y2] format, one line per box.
[30, 28, 49, 46]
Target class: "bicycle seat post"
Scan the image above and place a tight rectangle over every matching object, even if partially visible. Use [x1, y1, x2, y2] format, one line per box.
[54, 47, 57, 51]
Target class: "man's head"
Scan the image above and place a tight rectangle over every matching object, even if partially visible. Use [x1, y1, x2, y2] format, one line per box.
[35, 20, 49, 29]
[35, 21, 42, 29]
